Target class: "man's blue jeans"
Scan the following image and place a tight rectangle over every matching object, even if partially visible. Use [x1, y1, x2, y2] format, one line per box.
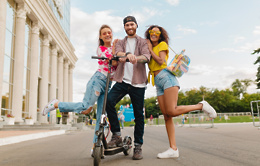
[106, 82, 145, 145]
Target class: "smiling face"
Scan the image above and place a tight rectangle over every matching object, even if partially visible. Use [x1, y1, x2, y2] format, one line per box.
[149, 27, 161, 45]
[124, 21, 137, 37]
[99, 27, 113, 46]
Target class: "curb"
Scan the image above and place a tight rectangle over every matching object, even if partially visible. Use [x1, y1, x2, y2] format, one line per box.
[0, 130, 66, 146]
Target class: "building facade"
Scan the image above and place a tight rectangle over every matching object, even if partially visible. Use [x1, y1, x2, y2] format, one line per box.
[0, 0, 77, 124]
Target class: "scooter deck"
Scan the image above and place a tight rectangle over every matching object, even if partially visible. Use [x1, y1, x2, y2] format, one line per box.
[104, 146, 124, 155]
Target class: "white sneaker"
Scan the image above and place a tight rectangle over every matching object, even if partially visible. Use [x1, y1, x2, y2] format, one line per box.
[199, 101, 217, 118]
[157, 147, 179, 159]
[42, 99, 58, 116]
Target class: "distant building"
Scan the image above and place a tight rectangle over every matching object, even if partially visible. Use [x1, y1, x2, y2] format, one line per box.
[0, 0, 77, 124]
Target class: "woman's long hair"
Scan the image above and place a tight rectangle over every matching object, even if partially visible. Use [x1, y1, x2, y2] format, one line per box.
[98, 24, 112, 46]
[144, 25, 169, 44]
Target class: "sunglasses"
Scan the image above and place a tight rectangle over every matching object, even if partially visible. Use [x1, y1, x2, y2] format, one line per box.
[149, 30, 161, 36]
[102, 31, 112, 36]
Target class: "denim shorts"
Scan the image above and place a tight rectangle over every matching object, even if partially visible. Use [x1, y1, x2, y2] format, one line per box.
[154, 69, 180, 96]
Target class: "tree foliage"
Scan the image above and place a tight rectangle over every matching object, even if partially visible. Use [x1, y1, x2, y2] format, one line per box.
[144, 97, 160, 118]
[252, 48, 260, 88]
[231, 79, 253, 97]
[252, 48, 260, 55]
[110, 79, 258, 119]
[143, 79, 258, 116]
[115, 96, 132, 111]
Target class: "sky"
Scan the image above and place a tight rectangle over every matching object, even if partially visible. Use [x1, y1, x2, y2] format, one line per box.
[69, 0, 260, 102]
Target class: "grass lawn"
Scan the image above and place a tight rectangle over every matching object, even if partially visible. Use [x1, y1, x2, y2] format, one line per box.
[214, 115, 258, 123]
[120, 115, 260, 127]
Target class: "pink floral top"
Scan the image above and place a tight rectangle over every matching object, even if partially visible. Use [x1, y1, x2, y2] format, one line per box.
[96, 46, 117, 77]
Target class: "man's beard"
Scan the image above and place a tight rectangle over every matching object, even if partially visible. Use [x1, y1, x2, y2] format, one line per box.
[126, 28, 136, 36]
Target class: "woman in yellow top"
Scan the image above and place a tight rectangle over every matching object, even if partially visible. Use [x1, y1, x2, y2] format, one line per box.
[145, 25, 217, 159]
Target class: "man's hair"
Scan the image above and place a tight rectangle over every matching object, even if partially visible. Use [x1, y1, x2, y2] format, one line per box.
[123, 16, 138, 27]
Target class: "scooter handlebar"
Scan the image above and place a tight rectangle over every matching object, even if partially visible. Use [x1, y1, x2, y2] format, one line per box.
[91, 55, 129, 62]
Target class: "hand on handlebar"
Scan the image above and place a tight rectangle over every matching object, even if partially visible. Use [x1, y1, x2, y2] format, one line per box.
[91, 55, 129, 62]
[126, 53, 137, 64]
[119, 56, 127, 62]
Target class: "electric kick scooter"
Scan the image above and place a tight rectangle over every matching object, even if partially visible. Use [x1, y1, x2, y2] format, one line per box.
[91, 55, 132, 166]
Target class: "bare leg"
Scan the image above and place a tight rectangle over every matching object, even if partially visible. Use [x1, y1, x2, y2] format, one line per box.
[158, 91, 177, 150]
[157, 86, 203, 150]
[163, 87, 202, 117]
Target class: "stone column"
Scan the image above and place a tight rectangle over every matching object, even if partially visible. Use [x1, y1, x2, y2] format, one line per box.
[68, 65, 74, 123]
[12, 4, 27, 123]
[39, 35, 49, 124]
[58, 54, 65, 124]
[63, 59, 69, 124]
[49, 45, 58, 124]
[57, 53, 64, 102]
[28, 22, 39, 123]
[63, 59, 69, 102]
[0, 0, 7, 111]
[68, 65, 74, 102]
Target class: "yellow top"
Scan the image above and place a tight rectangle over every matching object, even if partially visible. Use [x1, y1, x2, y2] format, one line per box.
[56, 109, 62, 118]
[148, 41, 169, 86]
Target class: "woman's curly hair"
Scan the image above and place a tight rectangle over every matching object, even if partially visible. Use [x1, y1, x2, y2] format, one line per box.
[144, 25, 169, 44]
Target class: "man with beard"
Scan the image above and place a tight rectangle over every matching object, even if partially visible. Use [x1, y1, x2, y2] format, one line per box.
[106, 16, 151, 160]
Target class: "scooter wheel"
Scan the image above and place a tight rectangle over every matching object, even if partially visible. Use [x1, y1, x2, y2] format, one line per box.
[123, 136, 132, 156]
[93, 146, 101, 166]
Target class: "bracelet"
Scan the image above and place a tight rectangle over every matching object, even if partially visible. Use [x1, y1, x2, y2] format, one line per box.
[125, 52, 131, 56]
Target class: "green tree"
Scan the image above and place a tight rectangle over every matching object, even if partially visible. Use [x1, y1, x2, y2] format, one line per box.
[115, 97, 131, 111]
[207, 89, 237, 113]
[232, 79, 244, 96]
[144, 97, 160, 118]
[231, 79, 253, 97]
[177, 91, 186, 105]
[184, 89, 200, 104]
[252, 48, 260, 88]
[252, 48, 260, 54]
[183, 87, 209, 104]
[109, 77, 257, 120]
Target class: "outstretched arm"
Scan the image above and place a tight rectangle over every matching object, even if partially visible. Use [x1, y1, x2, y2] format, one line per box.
[136, 55, 148, 63]
[116, 52, 148, 64]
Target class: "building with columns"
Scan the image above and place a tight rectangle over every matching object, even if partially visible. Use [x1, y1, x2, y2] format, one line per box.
[0, 0, 77, 124]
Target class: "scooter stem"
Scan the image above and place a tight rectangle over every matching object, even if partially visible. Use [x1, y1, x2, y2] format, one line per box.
[101, 60, 112, 115]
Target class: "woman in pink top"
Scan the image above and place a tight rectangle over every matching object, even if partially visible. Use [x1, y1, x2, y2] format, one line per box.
[42, 25, 118, 154]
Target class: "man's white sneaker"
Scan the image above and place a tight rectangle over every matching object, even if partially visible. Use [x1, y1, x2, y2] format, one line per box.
[42, 99, 58, 116]
[199, 101, 217, 118]
[157, 148, 179, 159]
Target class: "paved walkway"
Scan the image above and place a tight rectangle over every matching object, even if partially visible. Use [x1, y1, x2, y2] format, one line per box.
[1, 123, 259, 166]
[0, 122, 259, 147]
